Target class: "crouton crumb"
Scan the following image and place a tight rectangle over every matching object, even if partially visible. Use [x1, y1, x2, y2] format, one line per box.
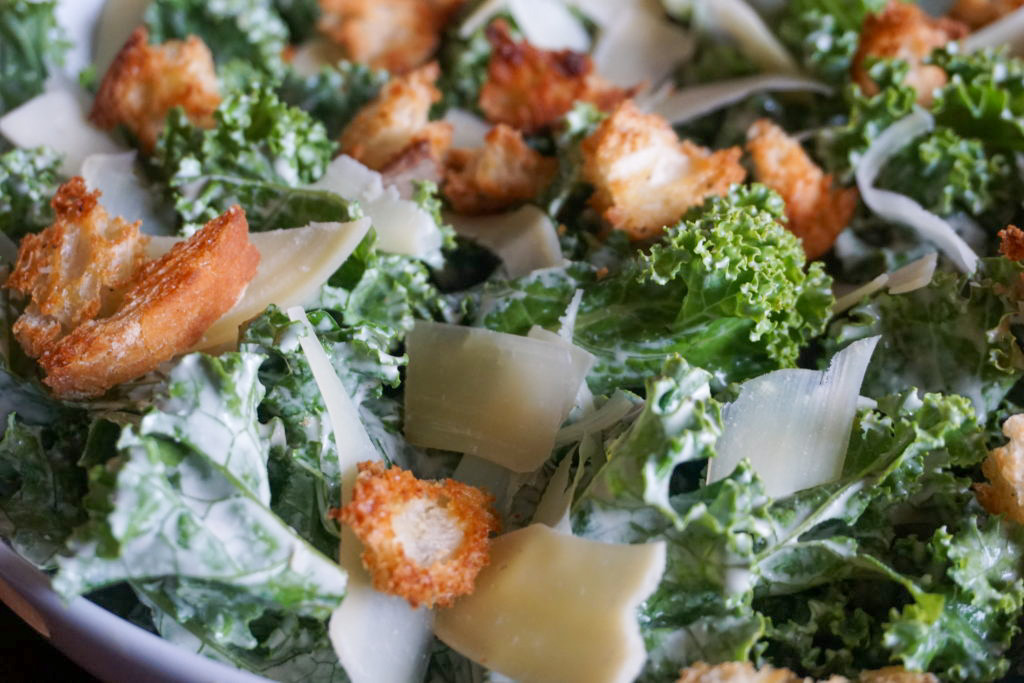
[746, 119, 858, 260]
[999, 225, 1024, 261]
[340, 461, 500, 608]
[479, 20, 631, 133]
[677, 662, 937, 683]
[852, 2, 967, 106]
[949, 0, 1024, 29]
[581, 101, 745, 241]
[5, 178, 150, 360]
[90, 26, 220, 152]
[340, 63, 453, 171]
[317, 0, 464, 74]
[443, 124, 558, 214]
[976, 414, 1024, 524]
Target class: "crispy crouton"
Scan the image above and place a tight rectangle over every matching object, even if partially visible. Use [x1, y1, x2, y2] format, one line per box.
[676, 663, 936, 683]
[33, 205, 259, 399]
[976, 414, 1024, 523]
[999, 225, 1024, 261]
[5, 178, 150, 359]
[339, 63, 453, 171]
[443, 124, 558, 214]
[90, 26, 220, 153]
[950, 0, 1024, 28]
[478, 20, 632, 133]
[852, 2, 967, 106]
[746, 119, 858, 259]
[317, 0, 464, 74]
[581, 101, 746, 240]
[339, 461, 500, 608]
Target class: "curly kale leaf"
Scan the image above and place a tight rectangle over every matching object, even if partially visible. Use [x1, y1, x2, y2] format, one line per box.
[153, 87, 359, 234]
[778, 0, 885, 85]
[145, 0, 288, 77]
[482, 185, 834, 393]
[0, 146, 61, 239]
[826, 257, 1024, 419]
[0, 0, 68, 115]
[277, 61, 387, 139]
[273, 0, 320, 44]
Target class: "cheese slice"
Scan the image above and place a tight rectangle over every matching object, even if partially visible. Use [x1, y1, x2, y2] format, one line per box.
[288, 307, 434, 683]
[148, 219, 371, 351]
[591, 4, 695, 88]
[446, 205, 562, 278]
[434, 524, 666, 683]
[93, 0, 150, 76]
[0, 90, 123, 176]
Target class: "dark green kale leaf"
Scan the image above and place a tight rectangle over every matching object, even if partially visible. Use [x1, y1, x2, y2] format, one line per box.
[145, 0, 289, 78]
[826, 257, 1024, 420]
[277, 61, 387, 139]
[153, 87, 359, 234]
[273, 0, 320, 44]
[0, 146, 61, 239]
[481, 185, 834, 393]
[778, 0, 885, 85]
[0, 0, 69, 115]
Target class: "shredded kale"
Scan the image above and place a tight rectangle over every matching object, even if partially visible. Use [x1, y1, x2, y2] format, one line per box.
[0, 0, 68, 115]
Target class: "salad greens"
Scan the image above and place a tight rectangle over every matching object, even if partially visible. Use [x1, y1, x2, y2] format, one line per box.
[3, 0, 1024, 681]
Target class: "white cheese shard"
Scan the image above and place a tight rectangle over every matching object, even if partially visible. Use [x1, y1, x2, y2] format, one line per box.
[591, 4, 695, 88]
[832, 252, 938, 315]
[856, 110, 979, 274]
[287, 307, 434, 683]
[434, 524, 667, 683]
[0, 90, 123, 176]
[312, 155, 443, 261]
[709, 336, 880, 498]
[446, 205, 563, 278]
[691, 0, 801, 74]
[965, 7, 1024, 55]
[148, 218, 371, 351]
[459, 0, 590, 51]
[82, 152, 170, 233]
[404, 321, 593, 472]
[643, 74, 832, 124]
[93, 0, 151, 76]
[444, 108, 491, 149]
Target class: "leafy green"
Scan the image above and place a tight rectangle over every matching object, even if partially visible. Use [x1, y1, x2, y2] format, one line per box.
[543, 102, 606, 225]
[827, 257, 1024, 420]
[0, 0, 68, 115]
[0, 146, 60, 240]
[778, 0, 885, 84]
[153, 86, 359, 234]
[145, 0, 289, 78]
[436, 19, 497, 114]
[273, 0, 320, 44]
[481, 185, 834, 393]
[52, 353, 348, 617]
[277, 61, 387, 139]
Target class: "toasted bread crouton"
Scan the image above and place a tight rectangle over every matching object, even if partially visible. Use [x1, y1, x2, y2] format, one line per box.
[976, 414, 1024, 523]
[999, 225, 1024, 260]
[479, 20, 632, 133]
[858, 669, 937, 683]
[340, 461, 500, 608]
[35, 206, 259, 399]
[677, 662, 808, 683]
[746, 119, 858, 260]
[950, 0, 1024, 28]
[90, 26, 220, 153]
[6, 178, 150, 359]
[318, 0, 464, 74]
[340, 63, 453, 171]
[581, 101, 746, 240]
[852, 2, 967, 106]
[443, 124, 558, 214]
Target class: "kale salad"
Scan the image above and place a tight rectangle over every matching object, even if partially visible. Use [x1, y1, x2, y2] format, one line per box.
[3, 0, 1024, 681]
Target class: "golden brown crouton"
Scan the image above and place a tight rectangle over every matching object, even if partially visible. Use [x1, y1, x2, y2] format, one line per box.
[381, 140, 444, 199]
[339, 63, 453, 171]
[443, 124, 558, 214]
[581, 101, 746, 241]
[950, 0, 1024, 28]
[999, 225, 1024, 261]
[6, 178, 150, 359]
[339, 461, 500, 608]
[90, 26, 220, 153]
[32, 205, 260, 399]
[976, 414, 1024, 523]
[317, 0, 464, 74]
[746, 119, 858, 260]
[677, 662, 808, 683]
[478, 20, 632, 133]
[852, 2, 967, 106]
[858, 668, 937, 683]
